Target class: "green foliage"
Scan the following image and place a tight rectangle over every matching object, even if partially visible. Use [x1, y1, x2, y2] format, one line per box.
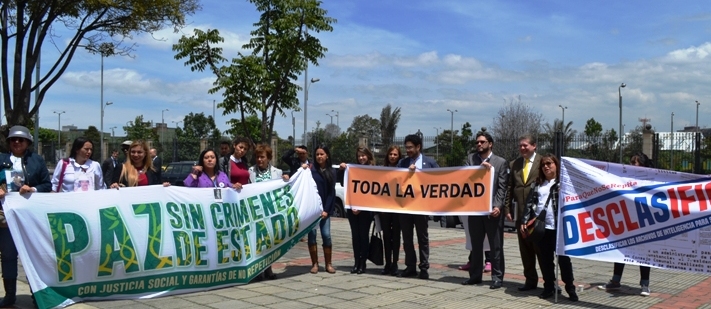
[347, 114, 380, 141]
[226, 114, 262, 143]
[2, 0, 199, 127]
[173, 0, 335, 143]
[329, 133, 359, 165]
[174, 113, 221, 162]
[30, 127, 57, 144]
[379, 104, 401, 152]
[584, 118, 603, 137]
[123, 116, 158, 142]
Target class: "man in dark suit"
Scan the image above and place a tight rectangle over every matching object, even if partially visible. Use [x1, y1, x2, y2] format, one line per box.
[101, 149, 119, 188]
[504, 134, 542, 291]
[150, 148, 163, 180]
[461, 130, 508, 289]
[281, 145, 309, 177]
[397, 134, 439, 280]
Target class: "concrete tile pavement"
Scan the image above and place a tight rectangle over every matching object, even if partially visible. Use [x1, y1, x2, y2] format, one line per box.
[4, 218, 711, 308]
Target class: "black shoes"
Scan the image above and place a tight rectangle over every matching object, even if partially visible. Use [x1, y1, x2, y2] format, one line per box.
[381, 264, 391, 275]
[461, 278, 482, 285]
[398, 267, 418, 278]
[418, 269, 429, 280]
[490, 281, 503, 289]
[565, 285, 579, 302]
[518, 284, 538, 291]
[350, 263, 359, 274]
[539, 288, 556, 299]
[390, 263, 399, 276]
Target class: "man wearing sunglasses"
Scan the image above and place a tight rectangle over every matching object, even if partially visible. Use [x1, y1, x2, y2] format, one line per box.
[461, 130, 509, 289]
[0, 125, 51, 307]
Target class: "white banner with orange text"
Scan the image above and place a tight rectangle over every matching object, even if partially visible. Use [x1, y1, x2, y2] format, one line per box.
[559, 157, 711, 274]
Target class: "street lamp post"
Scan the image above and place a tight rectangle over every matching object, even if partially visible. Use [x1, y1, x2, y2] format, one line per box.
[291, 111, 296, 147]
[696, 100, 700, 132]
[101, 101, 113, 160]
[618, 83, 626, 163]
[172, 120, 183, 128]
[326, 113, 333, 125]
[558, 105, 567, 130]
[433, 126, 442, 159]
[303, 75, 320, 147]
[331, 110, 339, 128]
[670, 112, 674, 169]
[161, 109, 169, 146]
[53, 111, 65, 146]
[110, 126, 117, 145]
[447, 109, 458, 147]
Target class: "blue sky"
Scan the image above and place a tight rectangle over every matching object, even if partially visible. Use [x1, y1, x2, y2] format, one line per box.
[35, 0, 711, 140]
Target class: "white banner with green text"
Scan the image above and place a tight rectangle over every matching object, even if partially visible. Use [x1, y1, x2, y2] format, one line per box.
[3, 169, 323, 309]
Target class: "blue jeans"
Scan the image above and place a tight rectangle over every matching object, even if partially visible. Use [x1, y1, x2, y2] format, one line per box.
[308, 216, 332, 247]
[0, 228, 18, 279]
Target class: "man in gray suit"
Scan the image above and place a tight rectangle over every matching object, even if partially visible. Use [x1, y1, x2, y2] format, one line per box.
[397, 134, 439, 280]
[461, 130, 508, 289]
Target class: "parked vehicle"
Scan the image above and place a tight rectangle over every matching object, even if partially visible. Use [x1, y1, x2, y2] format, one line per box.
[162, 161, 197, 186]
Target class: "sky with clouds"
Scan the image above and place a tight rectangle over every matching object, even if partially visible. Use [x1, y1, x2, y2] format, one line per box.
[31, 0, 711, 140]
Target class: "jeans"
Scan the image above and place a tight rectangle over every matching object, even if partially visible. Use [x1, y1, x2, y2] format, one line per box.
[308, 216, 332, 247]
[0, 228, 18, 279]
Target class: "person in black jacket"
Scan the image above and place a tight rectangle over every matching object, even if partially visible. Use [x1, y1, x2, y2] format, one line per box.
[520, 154, 577, 301]
[282, 145, 309, 177]
[101, 149, 119, 188]
[308, 145, 336, 274]
[110, 140, 161, 188]
[0, 125, 51, 307]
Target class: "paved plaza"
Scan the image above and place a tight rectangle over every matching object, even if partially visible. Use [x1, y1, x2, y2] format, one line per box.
[4, 218, 711, 308]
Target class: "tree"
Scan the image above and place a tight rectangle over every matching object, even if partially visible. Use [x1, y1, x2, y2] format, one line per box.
[540, 119, 577, 154]
[584, 118, 603, 138]
[30, 127, 56, 144]
[489, 97, 543, 161]
[174, 113, 220, 161]
[379, 104, 401, 151]
[346, 114, 380, 146]
[173, 0, 335, 143]
[323, 123, 340, 139]
[225, 114, 262, 143]
[123, 116, 157, 142]
[1, 0, 199, 128]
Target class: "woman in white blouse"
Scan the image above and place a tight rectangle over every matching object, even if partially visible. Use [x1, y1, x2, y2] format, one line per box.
[51, 137, 105, 192]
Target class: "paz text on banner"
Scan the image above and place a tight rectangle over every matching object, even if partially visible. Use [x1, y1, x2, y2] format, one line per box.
[558, 157, 711, 275]
[343, 165, 494, 216]
[3, 168, 323, 309]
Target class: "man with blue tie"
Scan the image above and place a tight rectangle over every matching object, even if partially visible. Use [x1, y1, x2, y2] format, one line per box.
[397, 134, 439, 279]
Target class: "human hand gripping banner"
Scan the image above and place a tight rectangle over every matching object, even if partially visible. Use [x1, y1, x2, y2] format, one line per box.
[559, 157, 711, 274]
[344, 165, 493, 215]
[3, 168, 323, 309]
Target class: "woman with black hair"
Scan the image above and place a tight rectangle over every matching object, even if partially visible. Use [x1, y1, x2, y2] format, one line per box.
[184, 149, 230, 188]
[521, 154, 578, 301]
[308, 145, 337, 274]
[598, 152, 653, 297]
[52, 137, 105, 192]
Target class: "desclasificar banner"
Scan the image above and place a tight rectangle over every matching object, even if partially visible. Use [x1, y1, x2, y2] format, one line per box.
[559, 157, 711, 274]
[3, 169, 322, 309]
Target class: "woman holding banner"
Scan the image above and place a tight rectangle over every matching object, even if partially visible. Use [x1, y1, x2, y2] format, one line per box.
[380, 145, 402, 275]
[0, 126, 52, 307]
[110, 140, 161, 188]
[521, 154, 578, 301]
[339, 147, 375, 275]
[598, 152, 653, 296]
[308, 145, 337, 274]
[52, 137, 105, 192]
[248, 144, 288, 280]
[184, 149, 230, 189]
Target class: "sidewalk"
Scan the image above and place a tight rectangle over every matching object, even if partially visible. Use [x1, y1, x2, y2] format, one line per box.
[5, 218, 711, 308]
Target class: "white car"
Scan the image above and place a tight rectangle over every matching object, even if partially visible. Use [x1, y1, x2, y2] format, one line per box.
[334, 182, 345, 218]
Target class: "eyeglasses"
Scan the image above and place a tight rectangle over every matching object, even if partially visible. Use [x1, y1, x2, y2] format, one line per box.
[543, 161, 555, 166]
[9, 137, 24, 143]
[476, 140, 488, 144]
